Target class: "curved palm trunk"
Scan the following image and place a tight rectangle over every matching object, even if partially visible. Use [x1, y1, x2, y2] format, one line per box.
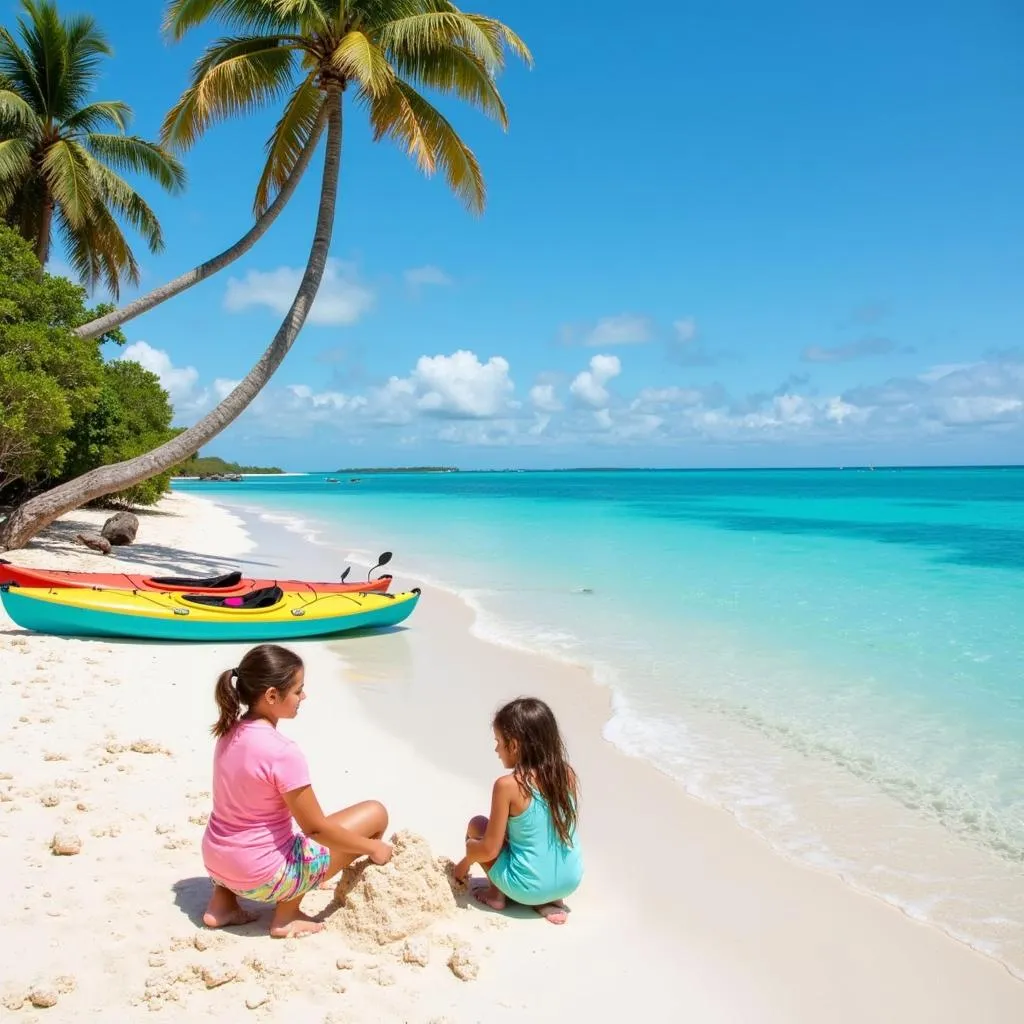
[73, 104, 327, 342]
[0, 91, 343, 553]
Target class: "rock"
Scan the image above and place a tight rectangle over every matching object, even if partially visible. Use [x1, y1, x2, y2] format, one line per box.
[447, 946, 479, 982]
[335, 957, 355, 971]
[100, 512, 138, 545]
[29, 986, 59, 1007]
[402, 937, 430, 967]
[1, 988, 27, 1011]
[200, 963, 237, 989]
[76, 532, 111, 555]
[50, 831, 82, 855]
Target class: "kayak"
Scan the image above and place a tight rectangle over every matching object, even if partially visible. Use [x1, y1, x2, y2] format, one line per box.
[0, 562, 391, 595]
[0, 584, 420, 641]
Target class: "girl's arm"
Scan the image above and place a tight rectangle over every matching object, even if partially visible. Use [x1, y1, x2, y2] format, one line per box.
[284, 785, 392, 864]
[454, 776, 515, 880]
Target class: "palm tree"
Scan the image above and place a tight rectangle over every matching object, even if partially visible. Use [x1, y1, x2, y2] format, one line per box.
[0, 0, 186, 298]
[72, 0, 530, 341]
[0, 0, 530, 551]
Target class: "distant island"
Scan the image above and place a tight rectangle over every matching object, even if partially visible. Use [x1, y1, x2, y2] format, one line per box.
[333, 466, 459, 474]
[173, 454, 284, 480]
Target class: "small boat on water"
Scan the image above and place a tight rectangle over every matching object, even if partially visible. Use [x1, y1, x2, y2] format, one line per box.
[0, 553, 394, 595]
[0, 584, 420, 641]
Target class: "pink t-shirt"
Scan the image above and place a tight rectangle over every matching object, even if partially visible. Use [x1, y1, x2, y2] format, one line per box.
[202, 719, 312, 892]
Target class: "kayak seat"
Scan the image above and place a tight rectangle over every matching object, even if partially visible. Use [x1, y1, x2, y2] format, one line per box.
[151, 570, 244, 588]
[183, 585, 283, 609]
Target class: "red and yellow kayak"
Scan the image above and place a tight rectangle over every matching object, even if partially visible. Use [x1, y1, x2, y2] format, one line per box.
[0, 562, 391, 596]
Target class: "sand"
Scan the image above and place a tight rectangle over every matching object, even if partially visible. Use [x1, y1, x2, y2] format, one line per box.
[0, 491, 1022, 1022]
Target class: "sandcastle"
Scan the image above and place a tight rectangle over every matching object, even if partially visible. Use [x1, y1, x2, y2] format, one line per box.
[332, 830, 457, 946]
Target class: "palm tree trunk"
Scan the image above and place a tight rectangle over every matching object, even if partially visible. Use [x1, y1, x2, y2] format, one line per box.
[36, 190, 53, 270]
[72, 103, 327, 342]
[0, 89, 343, 553]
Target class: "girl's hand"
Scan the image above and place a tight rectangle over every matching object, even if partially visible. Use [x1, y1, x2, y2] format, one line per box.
[369, 839, 393, 865]
[452, 857, 470, 884]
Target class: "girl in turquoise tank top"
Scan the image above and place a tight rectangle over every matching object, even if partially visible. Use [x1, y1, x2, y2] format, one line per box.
[452, 698, 583, 924]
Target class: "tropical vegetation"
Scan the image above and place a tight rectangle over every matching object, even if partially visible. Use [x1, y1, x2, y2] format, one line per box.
[0, 0, 185, 296]
[0, 223, 175, 509]
[0, 0, 530, 551]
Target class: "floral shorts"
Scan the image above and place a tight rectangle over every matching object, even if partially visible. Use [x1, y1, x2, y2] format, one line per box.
[213, 835, 332, 904]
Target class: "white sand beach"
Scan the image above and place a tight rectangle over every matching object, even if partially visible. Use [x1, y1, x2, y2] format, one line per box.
[1, 491, 1023, 1022]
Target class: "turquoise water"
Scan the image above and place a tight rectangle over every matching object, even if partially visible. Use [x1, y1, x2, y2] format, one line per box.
[175, 467, 1024, 969]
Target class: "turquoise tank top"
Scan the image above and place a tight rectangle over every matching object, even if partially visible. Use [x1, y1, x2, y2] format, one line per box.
[489, 787, 583, 906]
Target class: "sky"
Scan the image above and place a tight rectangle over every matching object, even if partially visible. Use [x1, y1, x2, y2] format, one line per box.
[35, 0, 1024, 469]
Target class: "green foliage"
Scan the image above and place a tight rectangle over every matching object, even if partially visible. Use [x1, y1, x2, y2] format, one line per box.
[0, 223, 173, 505]
[0, 223, 103, 490]
[175, 453, 282, 476]
[59, 359, 178, 507]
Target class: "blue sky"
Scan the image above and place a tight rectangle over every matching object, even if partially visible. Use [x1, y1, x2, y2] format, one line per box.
[42, 0, 1024, 469]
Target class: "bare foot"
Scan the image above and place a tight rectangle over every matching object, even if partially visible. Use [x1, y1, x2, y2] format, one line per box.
[472, 883, 507, 911]
[270, 907, 324, 939]
[535, 900, 569, 925]
[203, 885, 258, 929]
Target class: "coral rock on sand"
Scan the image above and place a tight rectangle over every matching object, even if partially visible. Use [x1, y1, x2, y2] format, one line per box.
[402, 937, 431, 967]
[50, 831, 82, 856]
[448, 945, 480, 982]
[333, 830, 456, 946]
[76, 531, 111, 554]
[100, 511, 139, 545]
[29, 986, 59, 1007]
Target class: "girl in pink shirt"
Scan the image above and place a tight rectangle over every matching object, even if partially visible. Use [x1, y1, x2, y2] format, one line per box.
[202, 644, 392, 938]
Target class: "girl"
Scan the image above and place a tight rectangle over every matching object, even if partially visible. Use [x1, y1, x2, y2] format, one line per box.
[453, 697, 583, 925]
[201, 644, 392, 938]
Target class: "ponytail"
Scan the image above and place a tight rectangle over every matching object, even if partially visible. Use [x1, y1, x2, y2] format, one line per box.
[210, 644, 304, 739]
[212, 669, 241, 738]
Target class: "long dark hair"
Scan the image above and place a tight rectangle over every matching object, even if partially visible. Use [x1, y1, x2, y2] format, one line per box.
[212, 644, 304, 738]
[493, 697, 578, 846]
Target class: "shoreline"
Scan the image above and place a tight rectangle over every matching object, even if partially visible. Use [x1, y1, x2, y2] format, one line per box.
[215, 490, 1024, 981]
[0, 491, 1021, 1020]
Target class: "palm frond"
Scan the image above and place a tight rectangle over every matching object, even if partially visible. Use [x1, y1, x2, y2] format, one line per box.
[463, 14, 533, 68]
[391, 81, 484, 213]
[41, 138, 98, 229]
[0, 26, 45, 111]
[387, 42, 506, 128]
[56, 199, 138, 297]
[0, 137, 33, 206]
[330, 30, 395, 99]
[376, 12, 506, 72]
[0, 86, 38, 132]
[163, 0, 299, 42]
[87, 156, 166, 254]
[84, 134, 187, 193]
[254, 72, 324, 213]
[54, 11, 111, 115]
[62, 99, 130, 134]
[361, 75, 434, 176]
[161, 35, 298, 150]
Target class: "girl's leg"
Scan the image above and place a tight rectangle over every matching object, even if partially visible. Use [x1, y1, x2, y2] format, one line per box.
[465, 815, 506, 911]
[464, 815, 569, 925]
[203, 883, 258, 928]
[270, 799, 388, 938]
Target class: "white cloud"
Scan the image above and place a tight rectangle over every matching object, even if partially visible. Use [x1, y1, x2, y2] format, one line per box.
[224, 258, 374, 325]
[584, 315, 651, 347]
[119, 341, 200, 405]
[412, 351, 515, 418]
[530, 383, 562, 412]
[570, 354, 621, 408]
[673, 317, 698, 343]
[404, 265, 452, 289]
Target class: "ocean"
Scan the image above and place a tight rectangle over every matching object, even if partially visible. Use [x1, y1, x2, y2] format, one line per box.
[174, 467, 1024, 973]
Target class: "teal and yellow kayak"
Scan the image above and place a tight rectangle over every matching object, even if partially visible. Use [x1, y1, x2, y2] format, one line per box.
[0, 584, 420, 641]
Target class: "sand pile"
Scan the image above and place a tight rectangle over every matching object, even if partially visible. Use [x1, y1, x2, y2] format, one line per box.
[332, 830, 456, 946]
